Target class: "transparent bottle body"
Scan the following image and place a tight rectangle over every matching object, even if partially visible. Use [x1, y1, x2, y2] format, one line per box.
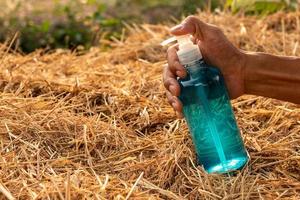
[179, 60, 249, 173]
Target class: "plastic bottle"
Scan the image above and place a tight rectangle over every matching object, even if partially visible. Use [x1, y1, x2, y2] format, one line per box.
[161, 35, 249, 173]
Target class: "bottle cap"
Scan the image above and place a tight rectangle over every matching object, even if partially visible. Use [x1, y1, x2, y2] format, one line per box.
[161, 35, 202, 65]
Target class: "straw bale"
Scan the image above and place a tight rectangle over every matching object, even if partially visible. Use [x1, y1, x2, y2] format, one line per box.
[0, 11, 300, 199]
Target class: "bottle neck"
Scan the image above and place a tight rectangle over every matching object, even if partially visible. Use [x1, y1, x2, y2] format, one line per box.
[185, 59, 205, 79]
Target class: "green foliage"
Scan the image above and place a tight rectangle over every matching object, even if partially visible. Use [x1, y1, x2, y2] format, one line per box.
[19, 13, 93, 52]
[227, 0, 298, 14]
[1, 0, 121, 53]
[1, 0, 299, 53]
[124, 0, 224, 15]
[182, 0, 207, 14]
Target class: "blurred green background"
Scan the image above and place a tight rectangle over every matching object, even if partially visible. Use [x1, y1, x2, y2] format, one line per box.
[0, 0, 298, 53]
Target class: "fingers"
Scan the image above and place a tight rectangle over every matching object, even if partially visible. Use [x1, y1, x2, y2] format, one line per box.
[162, 34, 189, 117]
[163, 44, 184, 97]
[163, 46, 184, 115]
[166, 44, 187, 78]
[163, 64, 184, 114]
[163, 64, 181, 96]
[170, 16, 206, 41]
[166, 90, 183, 115]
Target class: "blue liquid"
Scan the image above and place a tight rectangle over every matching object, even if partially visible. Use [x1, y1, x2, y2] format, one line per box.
[179, 60, 249, 174]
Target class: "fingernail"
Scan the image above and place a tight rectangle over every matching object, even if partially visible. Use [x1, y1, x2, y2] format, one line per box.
[177, 112, 184, 119]
[171, 24, 183, 32]
[172, 102, 176, 109]
[175, 111, 183, 118]
[176, 70, 186, 78]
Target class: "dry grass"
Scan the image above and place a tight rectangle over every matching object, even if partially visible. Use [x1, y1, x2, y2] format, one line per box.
[1, 11, 300, 199]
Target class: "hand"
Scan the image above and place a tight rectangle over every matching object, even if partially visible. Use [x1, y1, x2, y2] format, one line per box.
[163, 16, 246, 116]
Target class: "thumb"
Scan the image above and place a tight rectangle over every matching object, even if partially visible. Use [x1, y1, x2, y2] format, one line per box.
[170, 16, 205, 41]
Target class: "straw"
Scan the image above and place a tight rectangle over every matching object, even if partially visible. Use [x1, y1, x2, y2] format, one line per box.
[1, 10, 300, 199]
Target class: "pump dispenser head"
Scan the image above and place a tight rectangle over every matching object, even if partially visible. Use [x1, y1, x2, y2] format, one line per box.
[161, 35, 202, 65]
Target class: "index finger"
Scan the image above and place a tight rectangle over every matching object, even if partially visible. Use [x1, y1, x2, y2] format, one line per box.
[170, 16, 206, 41]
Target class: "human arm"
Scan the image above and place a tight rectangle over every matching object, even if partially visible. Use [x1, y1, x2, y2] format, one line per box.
[244, 52, 300, 103]
[163, 16, 300, 116]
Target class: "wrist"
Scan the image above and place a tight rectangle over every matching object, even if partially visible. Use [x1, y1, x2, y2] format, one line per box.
[240, 51, 259, 95]
[238, 50, 250, 96]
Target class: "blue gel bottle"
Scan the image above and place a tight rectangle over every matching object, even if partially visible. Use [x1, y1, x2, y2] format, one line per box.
[162, 35, 249, 173]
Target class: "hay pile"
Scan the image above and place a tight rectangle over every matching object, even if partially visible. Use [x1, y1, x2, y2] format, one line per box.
[1, 11, 300, 199]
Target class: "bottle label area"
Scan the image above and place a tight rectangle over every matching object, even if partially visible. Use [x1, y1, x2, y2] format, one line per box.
[179, 64, 249, 173]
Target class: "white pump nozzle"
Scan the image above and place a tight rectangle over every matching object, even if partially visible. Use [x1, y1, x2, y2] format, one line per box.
[161, 35, 202, 65]
[176, 35, 193, 48]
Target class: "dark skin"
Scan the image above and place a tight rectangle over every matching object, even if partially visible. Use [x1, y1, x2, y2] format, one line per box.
[163, 16, 300, 117]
